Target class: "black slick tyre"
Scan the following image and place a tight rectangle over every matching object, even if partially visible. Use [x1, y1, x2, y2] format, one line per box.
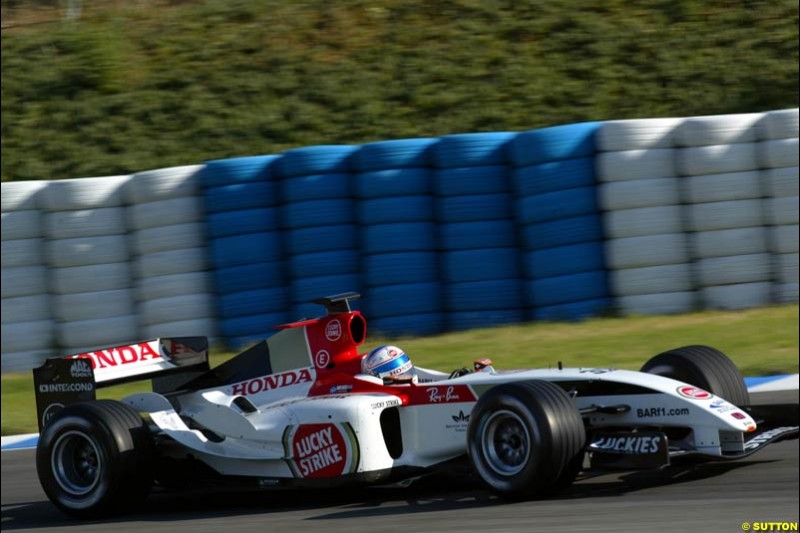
[36, 399, 154, 518]
[467, 380, 585, 499]
[640, 345, 750, 406]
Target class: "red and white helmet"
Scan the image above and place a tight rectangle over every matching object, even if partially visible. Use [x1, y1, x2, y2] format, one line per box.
[362, 345, 416, 382]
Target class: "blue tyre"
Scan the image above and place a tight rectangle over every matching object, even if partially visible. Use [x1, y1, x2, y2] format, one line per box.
[212, 262, 285, 294]
[446, 309, 524, 331]
[533, 298, 611, 321]
[285, 225, 357, 254]
[444, 279, 523, 311]
[353, 138, 437, 171]
[440, 220, 518, 250]
[289, 250, 360, 278]
[281, 173, 351, 202]
[206, 208, 279, 238]
[524, 242, 605, 279]
[219, 288, 289, 318]
[355, 168, 431, 199]
[282, 199, 354, 229]
[211, 232, 282, 268]
[362, 223, 437, 253]
[277, 145, 358, 178]
[510, 123, 599, 167]
[438, 194, 511, 222]
[528, 271, 609, 307]
[358, 196, 434, 224]
[432, 132, 517, 168]
[520, 215, 604, 250]
[200, 155, 279, 188]
[512, 157, 595, 197]
[363, 252, 438, 286]
[434, 166, 510, 196]
[442, 248, 520, 283]
[516, 187, 598, 225]
[204, 182, 277, 213]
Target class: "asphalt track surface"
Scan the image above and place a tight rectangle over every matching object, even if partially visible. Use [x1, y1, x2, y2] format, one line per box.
[3, 391, 798, 533]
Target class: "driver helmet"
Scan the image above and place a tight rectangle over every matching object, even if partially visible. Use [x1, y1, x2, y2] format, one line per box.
[362, 345, 417, 383]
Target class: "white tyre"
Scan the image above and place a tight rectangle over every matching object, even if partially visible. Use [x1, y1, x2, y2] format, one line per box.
[1, 295, 50, 324]
[143, 318, 216, 340]
[50, 262, 132, 294]
[697, 253, 771, 286]
[1, 349, 54, 373]
[1, 319, 54, 353]
[617, 291, 696, 315]
[682, 171, 761, 204]
[1, 238, 42, 268]
[40, 175, 131, 211]
[776, 253, 799, 284]
[1, 266, 47, 298]
[128, 197, 203, 230]
[770, 225, 799, 254]
[54, 289, 135, 322]
[687, 199, 763, 232]
[759, 108, 799, 140]
[44, 207, 126, 239]
[596, 149, 676, 182]
[759, 139, 800, 169]
[611, 263, 693, 296]
[599, 177, 680, 211]
[605, 233, 689, 269]
[764, 167, 799, 198]
[604, 205, 684, 239]
[765, 197, 799, 226]
[136, 272, 210, 301]
[676, 113, 763, 147]
[691, 227, 767, 259]
[596, 118, 684, 151]
[701, 282, 772, 310]
[132, 222, 205, 255]
[46, 235, 129, 267]
[134, 247, 208, 278]
[775, 282, 799, 303]
[56, 315, 139, 349]
[1, 181, 47, 212]
[128, 165, 204, 204]
[139, 293, 215, 326]
[677, 143, 759, 176]
[1, 210, 42, 240]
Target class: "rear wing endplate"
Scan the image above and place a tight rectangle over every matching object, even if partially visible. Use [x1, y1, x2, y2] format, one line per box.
[33, 337, 209, 432]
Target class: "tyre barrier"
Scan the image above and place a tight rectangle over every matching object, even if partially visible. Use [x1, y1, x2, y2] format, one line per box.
[1, 109, 797, 370]
[201, 156, 282, 341]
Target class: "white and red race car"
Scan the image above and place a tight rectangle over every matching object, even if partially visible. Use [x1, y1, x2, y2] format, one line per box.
[33, 293, 798, 517]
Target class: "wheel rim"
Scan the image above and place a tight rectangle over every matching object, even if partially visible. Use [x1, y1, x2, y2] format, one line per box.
[481, 409, 531, 476]
[51, 430, 102, 496]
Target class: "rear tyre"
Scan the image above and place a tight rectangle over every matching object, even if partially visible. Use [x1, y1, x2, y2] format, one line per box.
[36, 400, 154, 518]
[467, 381, 585, 499]
[641, 345, 750, 406]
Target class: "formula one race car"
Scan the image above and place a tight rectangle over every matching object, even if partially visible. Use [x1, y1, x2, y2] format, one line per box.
[32, 293, 798, 517]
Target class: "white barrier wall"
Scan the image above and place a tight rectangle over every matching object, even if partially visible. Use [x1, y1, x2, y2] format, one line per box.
[1, 181, 52, 371]
[40, 175, 140, 353]
[127, 165, 217, 340]
[599, 109, 800, 313]
[759, 110, 800, 303]
[597, 118, 695, 315]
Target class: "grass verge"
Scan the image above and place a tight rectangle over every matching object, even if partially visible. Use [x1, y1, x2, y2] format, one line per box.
[2, 305, 797, 436]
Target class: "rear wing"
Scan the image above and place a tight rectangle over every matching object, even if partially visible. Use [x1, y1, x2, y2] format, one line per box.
[33, 337, 209, 432]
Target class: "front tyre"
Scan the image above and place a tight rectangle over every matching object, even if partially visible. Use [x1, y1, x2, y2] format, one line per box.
[641, 345, 750, 406]
[467, 381, 585, 499]
[36, 400, 154, 518]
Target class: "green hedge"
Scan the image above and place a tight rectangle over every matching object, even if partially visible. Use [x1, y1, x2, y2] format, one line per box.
[2, 0, 798, 181]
